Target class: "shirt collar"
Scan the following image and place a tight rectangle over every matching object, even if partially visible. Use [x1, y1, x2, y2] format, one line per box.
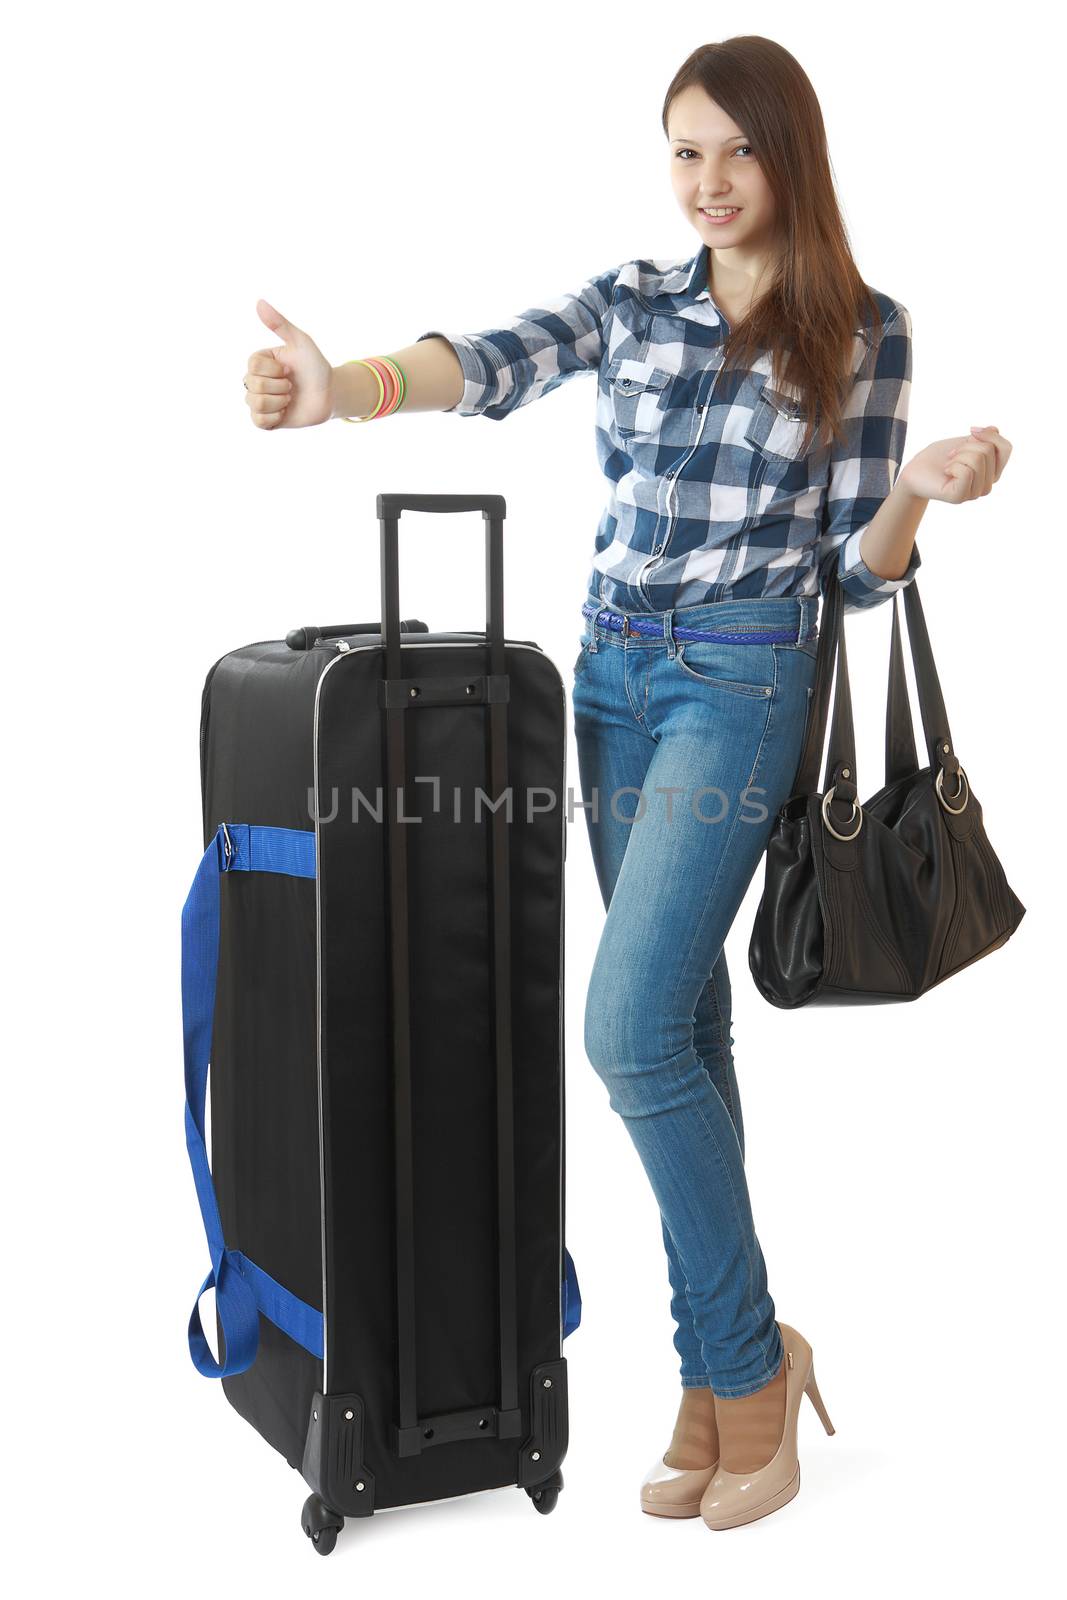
[685, 244, 712, 301]
[654, 244, 712, 303]
[652, 245, 872, 343]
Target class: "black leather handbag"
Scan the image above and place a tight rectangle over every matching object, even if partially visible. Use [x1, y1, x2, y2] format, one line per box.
[749, 559, 1025, 1006]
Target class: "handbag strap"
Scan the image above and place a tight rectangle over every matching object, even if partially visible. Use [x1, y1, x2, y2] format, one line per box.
[901, 581, 960, 786]
[885, 599, 919, 787]
[794, 544, 966, 836]
[795, 569, 843, 799]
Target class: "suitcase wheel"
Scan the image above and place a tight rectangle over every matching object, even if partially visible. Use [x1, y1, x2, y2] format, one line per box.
[301, 1493, 344, 1556]
[526, 1467, 564, 1515]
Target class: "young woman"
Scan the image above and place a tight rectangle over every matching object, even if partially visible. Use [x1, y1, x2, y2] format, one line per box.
[243, 35, 1010, 1531]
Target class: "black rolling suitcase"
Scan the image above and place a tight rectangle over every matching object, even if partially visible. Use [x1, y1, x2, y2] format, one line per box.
[180, 493, 580, 1555]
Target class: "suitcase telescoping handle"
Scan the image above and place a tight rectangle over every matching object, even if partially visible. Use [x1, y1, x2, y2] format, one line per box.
[375, 492, 522, 1457]
[377, 493, 506, 682]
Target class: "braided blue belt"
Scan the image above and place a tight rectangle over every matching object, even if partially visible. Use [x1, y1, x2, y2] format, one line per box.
[581, 601, 817, 645]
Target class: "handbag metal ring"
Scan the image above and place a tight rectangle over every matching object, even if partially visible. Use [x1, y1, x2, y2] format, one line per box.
[936, 763, 969, 815]
[821, 785, 863, 841]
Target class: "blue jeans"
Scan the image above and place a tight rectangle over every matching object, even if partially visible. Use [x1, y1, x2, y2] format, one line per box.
[571, 584, 820, 1397]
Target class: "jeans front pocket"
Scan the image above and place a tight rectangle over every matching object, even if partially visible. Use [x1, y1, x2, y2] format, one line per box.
[572, 636, 595, 678]
[672, 640, 775, 698]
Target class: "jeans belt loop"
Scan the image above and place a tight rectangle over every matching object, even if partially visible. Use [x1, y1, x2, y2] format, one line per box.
[664, 607, 678, 659]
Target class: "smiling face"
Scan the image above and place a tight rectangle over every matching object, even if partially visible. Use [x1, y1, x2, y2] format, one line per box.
[667, 84, 779, 261]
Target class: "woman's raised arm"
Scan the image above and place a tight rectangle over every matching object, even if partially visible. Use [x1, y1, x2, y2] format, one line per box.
[245, 265, 620, 430]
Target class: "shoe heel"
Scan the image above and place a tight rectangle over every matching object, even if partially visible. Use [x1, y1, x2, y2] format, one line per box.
[804, 1365, 836, 1436]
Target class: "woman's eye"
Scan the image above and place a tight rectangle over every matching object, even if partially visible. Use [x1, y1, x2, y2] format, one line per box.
[675, 145, 753, 159]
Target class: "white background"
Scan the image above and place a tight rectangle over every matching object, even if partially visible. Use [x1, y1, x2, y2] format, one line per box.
[5, 1, 1062, 1592]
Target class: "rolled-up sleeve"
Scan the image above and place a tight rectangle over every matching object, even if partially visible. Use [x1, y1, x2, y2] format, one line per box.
[817, 305, 921, 612]
[415, 263, 621, 420]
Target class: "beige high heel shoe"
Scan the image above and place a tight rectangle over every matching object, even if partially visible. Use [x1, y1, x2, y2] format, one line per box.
[640, 1388, 720, 1518]
[641, 1455, 720, 1519]
[700, 1322, 835, 1531]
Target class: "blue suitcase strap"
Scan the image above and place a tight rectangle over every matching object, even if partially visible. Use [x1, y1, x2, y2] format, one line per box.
[182, 823, 322, 1377]
[182, 821, 580, 1371]
[562, 1245, 581, 1339]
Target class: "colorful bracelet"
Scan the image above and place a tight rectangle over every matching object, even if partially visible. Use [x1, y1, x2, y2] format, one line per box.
[340, 356, 407, 422]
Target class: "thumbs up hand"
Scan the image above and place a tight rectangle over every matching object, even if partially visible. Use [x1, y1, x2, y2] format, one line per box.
[244, 299, 334, 429]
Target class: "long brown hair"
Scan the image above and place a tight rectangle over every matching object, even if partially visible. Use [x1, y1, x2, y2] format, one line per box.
[662, 36, 886, 455]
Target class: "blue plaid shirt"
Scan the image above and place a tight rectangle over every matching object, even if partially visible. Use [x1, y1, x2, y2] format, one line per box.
[417, 244, 921, 614]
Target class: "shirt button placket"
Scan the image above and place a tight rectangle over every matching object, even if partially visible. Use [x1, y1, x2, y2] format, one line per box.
[655, 467, 676, 556]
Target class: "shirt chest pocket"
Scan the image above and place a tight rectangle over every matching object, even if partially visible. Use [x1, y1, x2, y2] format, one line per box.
[744, 384, 810, 462]
[605, 356, 672, 439]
